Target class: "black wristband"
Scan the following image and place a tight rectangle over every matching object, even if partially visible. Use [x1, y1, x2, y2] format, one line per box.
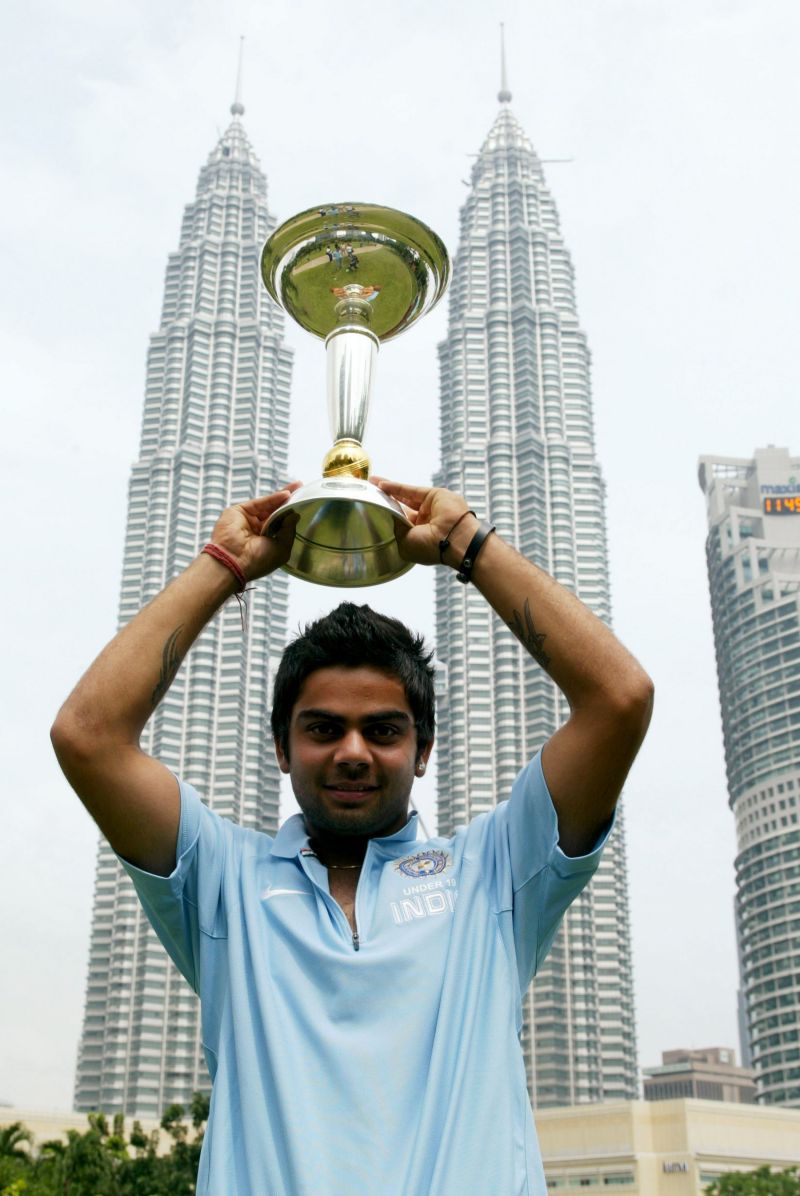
[438, 509, 476, 562]
[455, 521, 496, 583]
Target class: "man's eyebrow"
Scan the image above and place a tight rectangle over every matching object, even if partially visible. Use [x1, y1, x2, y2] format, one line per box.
[296, 708, 412, 724]
[362, 710, 412, 724]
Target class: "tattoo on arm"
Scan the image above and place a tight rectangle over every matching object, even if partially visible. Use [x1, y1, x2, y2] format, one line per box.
[510, 599, 551, 670]
[151, 626, 184, 708]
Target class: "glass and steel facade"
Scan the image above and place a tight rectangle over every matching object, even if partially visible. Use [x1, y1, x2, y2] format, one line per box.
[74, 109, 292, 1116]
[699, 447, 800, 1106]
[434, 100, 637, 1105]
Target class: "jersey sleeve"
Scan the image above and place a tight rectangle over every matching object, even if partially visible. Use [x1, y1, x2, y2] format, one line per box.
[486, 750, 615, 992]
[118, 780, 230, 994]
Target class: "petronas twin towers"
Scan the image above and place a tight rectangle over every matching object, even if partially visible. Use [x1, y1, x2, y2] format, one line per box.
[75, 74, 637, 1115]
[435, 99, 635, 1105]
[75, 109, 292, 1115]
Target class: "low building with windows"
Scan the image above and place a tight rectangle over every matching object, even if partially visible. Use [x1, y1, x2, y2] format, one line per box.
[643, 1047, 756, 1104]
[537, 1098, 800, 1192]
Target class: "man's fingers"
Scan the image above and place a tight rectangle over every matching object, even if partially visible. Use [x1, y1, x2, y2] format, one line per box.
[371, 476, 430, 509]
[239, 483, 302, 518]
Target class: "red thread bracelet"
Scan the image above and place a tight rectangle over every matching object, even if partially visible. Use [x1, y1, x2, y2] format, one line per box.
[202, 543, 247, 592]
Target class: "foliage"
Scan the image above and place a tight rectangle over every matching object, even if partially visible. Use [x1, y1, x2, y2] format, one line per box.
[189, 1092, 209, 1133]
[0, 1092, 209, 1196]
[0, 1124, 33, 1161]
[705, 1165, 800, 1195]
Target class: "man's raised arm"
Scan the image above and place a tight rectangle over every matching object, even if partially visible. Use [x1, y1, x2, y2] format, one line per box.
[374, 478, 654, 856]
[50, 488, 299, 876]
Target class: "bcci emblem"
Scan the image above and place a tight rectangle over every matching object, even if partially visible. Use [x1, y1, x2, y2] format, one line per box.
[396, 850, 449, 878]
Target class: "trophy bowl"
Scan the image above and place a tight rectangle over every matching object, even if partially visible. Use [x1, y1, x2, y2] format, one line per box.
[261, 202, 449, 587]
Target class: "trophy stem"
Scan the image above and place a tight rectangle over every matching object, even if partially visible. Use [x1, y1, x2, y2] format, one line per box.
[325, 324, 379, 451]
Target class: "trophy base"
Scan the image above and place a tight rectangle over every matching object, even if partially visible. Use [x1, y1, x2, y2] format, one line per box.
[265, 478, 414, 588]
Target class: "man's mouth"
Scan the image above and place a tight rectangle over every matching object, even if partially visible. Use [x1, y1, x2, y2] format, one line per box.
[324, 783, 379, 802]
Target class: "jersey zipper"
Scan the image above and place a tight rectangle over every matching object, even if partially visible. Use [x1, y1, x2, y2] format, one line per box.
[351, 840, 373, 951]
[299, 844, 369, 952]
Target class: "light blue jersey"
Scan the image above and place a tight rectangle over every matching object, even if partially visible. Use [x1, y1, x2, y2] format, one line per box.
[123, 751, 611, 1195]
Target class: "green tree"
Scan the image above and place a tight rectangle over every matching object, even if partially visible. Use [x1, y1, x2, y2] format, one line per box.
[159, 1106, 187, 1147]
[0, 1181, 25, 1196]
[0, 1094, 209, 1196]
[0, 1161, 30, 1195]
[189, 1093, 209, 1135]
[37, 1120, 121, 1195]
[154, 1104, 199, 1194]
[706, 1165, 800, 1195]
[0, 1125, 33, 1163]
[0, 1122, 35, 1196]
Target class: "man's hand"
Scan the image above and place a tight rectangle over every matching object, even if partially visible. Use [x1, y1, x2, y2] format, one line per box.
[51, 483, 303, 875]
[210, 484, 302, 581]
[371, 478, 472, 565]
[375, 474, 653, 857]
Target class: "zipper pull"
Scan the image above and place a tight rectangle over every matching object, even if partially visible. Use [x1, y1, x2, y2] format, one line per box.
[352, 930, 360, 952]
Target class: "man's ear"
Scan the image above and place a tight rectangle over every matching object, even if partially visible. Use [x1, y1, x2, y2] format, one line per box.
[274, 738, 291, 775]
[416, 738, 434, 774]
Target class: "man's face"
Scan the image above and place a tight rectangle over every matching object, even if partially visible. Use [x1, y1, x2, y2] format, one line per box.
[275, 665, 432, 841]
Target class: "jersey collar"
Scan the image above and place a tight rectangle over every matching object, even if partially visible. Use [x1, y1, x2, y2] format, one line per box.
[271, 811, 420, 859]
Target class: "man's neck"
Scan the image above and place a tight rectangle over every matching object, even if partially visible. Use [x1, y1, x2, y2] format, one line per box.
[306, 827, 369, 869]
[304, 814, 409, 868]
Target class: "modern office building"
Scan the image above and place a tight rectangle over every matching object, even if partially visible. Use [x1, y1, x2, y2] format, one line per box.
[643, 1047, 756, 1104]
[74, 92, 292, 1115]
[699, 446, 800, 1107]
[433, 81, 637, 1102]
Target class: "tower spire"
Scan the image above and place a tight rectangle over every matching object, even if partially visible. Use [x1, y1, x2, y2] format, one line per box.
[498, 22, 512, 103]
[231, 35, 245, 117]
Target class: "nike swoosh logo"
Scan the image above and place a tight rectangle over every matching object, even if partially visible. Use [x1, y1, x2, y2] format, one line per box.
[261, 885, 313, 900]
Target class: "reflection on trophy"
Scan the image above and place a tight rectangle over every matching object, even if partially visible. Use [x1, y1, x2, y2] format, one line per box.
[260, 203, 449, 587]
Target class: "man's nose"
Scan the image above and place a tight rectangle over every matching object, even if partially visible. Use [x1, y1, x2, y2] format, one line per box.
[332, 730, 371, 766]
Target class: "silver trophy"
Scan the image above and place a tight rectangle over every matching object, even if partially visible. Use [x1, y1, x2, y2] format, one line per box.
[261, 203, 449, 587]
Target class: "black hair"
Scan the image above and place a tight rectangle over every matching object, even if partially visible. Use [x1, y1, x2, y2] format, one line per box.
[271, 603, 435, 756]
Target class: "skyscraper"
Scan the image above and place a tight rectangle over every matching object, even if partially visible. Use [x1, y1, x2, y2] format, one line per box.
[699, 445, 800, 1107]
[74, 90, 293, 1116]
[433, 82, 637, 1103]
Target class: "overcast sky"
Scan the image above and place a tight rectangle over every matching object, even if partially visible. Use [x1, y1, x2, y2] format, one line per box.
[1, 0, 798, 1112]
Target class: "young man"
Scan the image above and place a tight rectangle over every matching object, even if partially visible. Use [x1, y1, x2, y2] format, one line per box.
[52, 478, 653, 1196]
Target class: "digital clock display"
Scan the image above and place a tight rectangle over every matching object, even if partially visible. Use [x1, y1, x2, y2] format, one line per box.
[762, 495, 800, 515]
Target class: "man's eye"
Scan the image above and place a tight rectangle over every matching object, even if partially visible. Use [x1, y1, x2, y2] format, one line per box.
[369, 725, 400, 740]
[308, 723, 339, 737]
